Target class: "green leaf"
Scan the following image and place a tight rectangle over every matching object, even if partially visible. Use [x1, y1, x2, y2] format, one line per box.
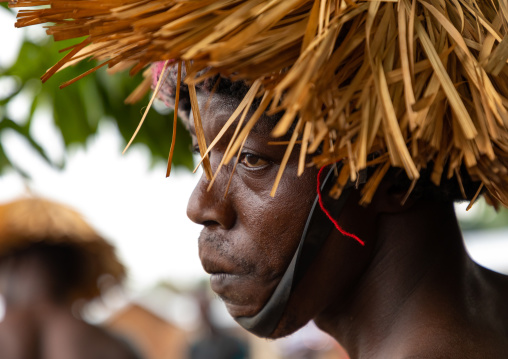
[0, 117, 53, 165]
[0, 144, 10, 176]
[0, 29, 193, 175]
[1, 3, 13, 12]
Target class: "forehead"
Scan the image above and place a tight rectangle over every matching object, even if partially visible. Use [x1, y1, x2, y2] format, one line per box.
[186, 91, 276, 139]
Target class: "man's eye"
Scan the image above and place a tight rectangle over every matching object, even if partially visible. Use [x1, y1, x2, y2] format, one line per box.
[239, 153, 269, 168]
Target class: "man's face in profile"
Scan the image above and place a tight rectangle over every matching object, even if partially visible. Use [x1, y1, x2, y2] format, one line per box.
[186, 91, 373, 338]
[186, 91, 319, 324]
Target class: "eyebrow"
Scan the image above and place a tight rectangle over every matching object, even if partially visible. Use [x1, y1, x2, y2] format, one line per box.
[250, 119, 273, 137]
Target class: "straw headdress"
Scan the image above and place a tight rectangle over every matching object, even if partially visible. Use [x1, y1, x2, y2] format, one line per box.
[0, 197, 126, 301]
[8, 0, 508, 207]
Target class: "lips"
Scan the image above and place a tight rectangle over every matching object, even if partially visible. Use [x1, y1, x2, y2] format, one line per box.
[201, 257, 256, 316]
[200, 255, 245, 294]
[198, 232, 283, 318]
[209, 273, 241, 295]
[202, 259, 281, 318]
[199, 239, 246, 286]
[200, 245, 264, 316]
[200, 252, 240, 274]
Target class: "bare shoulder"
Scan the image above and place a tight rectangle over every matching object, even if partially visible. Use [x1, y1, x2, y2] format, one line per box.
[44, 313, 143, 359]
[382, 266, 508, 359]
[379, 325, 508, 359]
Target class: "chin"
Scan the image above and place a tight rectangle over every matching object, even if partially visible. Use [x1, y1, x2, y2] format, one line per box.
[224, 301, 264, 318]
[209, 273, 279, 318]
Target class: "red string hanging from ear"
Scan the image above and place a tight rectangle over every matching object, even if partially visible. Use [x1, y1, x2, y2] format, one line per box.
[317, 166, 365, 246]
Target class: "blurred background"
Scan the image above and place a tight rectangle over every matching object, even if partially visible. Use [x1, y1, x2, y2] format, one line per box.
[0, 4, 507, 359]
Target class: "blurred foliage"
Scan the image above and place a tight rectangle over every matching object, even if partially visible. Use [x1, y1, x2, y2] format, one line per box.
[457, 198, 508, 231]
[0, 7, 193, 177]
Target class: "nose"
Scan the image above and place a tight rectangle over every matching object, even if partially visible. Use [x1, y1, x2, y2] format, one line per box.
[187, 172, 236, 229]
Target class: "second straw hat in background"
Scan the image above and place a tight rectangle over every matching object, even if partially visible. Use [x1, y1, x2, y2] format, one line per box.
[0, 197, 126, 301]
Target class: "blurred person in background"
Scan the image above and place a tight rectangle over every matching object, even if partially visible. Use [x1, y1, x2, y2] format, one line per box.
[0, 197, 143, 359]
[188, 282, 249, 359]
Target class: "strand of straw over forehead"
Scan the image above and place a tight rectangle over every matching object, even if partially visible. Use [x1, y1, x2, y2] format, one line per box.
[225, 135, 248, 198]
[270, 117, 303, 197]
[166, 61, 182, 178]
[185, 61, 213, 180]
[207, 82, 261, 192]
[193, 79, 262, 174]
[123, 59, 170, 155]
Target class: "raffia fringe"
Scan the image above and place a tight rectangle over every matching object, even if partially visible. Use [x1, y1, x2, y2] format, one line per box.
[9, 0, 508, 207]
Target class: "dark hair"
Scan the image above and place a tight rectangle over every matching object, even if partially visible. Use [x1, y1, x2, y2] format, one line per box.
[155, 63, 255, 120]
[387, 162, 483, 203]
[1, 241, 87, 303]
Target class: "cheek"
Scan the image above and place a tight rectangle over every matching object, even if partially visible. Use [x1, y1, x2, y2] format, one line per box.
[234, 168, 318, 273]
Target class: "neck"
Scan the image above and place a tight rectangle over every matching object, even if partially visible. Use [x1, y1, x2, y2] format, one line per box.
[315, 200, 473, 356]
[2, 259, 70, 316]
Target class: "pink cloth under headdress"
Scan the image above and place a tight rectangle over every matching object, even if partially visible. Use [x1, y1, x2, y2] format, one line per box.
[151, 61, 191, 120]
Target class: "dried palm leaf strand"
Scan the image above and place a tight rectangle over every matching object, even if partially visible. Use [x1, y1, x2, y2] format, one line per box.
[166, 61, 182, 177]
[224, 135, 248, 197]
[185, 61, 213, 180]
[224, 90, 274, 164]
[7, 0, 508, 208]
[398, 0, 417, 130]
[298, 121, 314, 176]
[271, 118, 304, 197]
[193, 79, 262, 173]
[205, 80, 262, 191]
[413, 10, 477, 139]
[122, 59, 169, 155]
[421, 0, 508, 127]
